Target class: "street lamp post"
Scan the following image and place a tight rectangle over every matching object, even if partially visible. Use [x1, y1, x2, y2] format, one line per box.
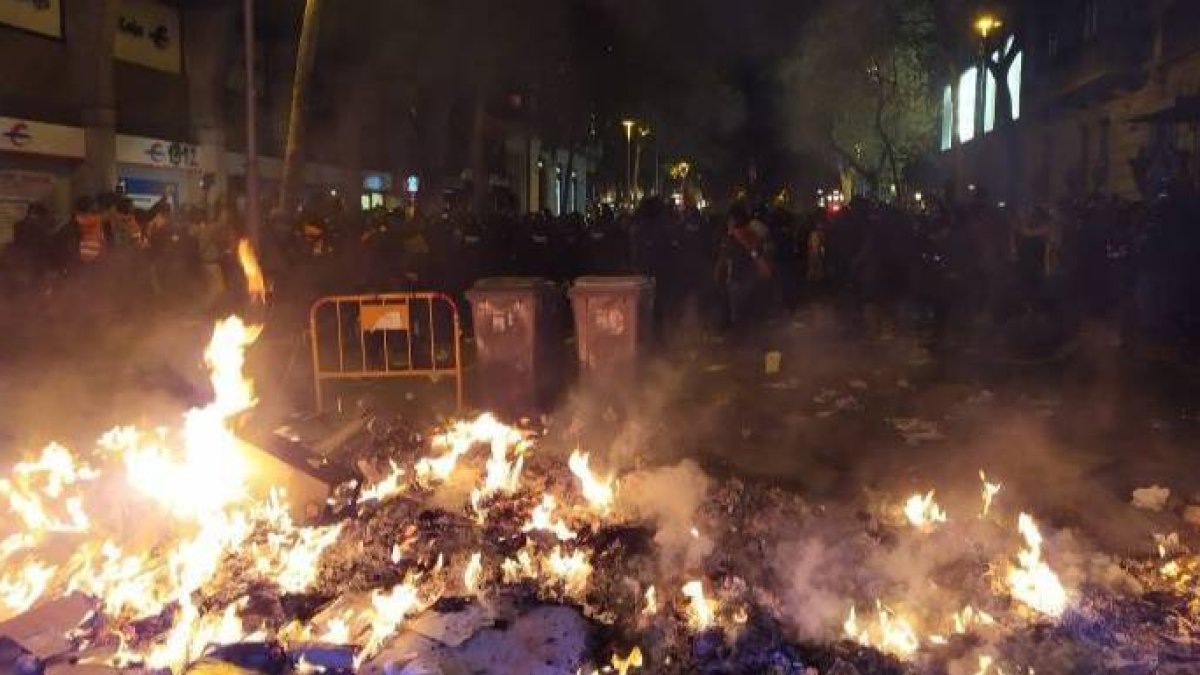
[244, 0, 259, 244]
[974, 14, 1002, 140]
[621, 120, 635, 204]
[633, 126, 650, 200]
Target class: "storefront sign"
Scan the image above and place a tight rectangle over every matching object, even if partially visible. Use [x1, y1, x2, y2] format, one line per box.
[363, 173, 392, 193]
[0, 116, 84, 158]
[0, 0, 62, 38]
[405, 175, 420, 194]
[116, 134, 214, 172]
[114, 0, 181, 73]
[116, 176, 177, 209]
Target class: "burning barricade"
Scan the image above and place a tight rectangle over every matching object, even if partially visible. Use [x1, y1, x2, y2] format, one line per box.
[0, 312, 1197, 674]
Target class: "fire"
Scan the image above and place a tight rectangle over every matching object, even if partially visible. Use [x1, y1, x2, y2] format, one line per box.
[359, 461, 406, 504]
[464, 551, 483, 594]
[361, 578, 424, 661]
[522, 495, 578, 541]
[110, 317, 261, 519]
[980, 470, 1002, 518]
[569, 450, 615, 512]
[147, 600, 248, 671]
[237, 238, 267, 303]
[643, 585, 658, 615]
[681, 580, 715, 631]
[415, 413, 525, 485]
[974, 654, 1008, 675]
[611, 646, 644, 674]
[546, 546, 592, 599]
[903, 490, 947, 529]
[479, 428, 526, 497]
[502, 548, 537, 584]
[1007, 512, 1068, 617]
[0, 560, 56, 618]
[253, 521, 345, 594]
[843, 601, 920, 657]
[952, 605, 996, 633]
[319, 612, 354, 644]
[0, 442, 97, 534]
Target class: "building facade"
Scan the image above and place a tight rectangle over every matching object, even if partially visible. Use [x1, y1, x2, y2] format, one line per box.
[0, 0, 406, 243]
[0, 0, 603, 246]
[941, 0, 1200, 205]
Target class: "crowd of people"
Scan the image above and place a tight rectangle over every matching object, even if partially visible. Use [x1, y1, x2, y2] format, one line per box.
[4, 185, 1200, 360]
[3, 193, 247, 321]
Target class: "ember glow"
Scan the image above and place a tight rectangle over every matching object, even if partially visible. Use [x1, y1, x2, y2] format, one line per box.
[522, 494, 578, 541]
[643, 585, 658, 615]
[681, 579, 715, 631]
[358, 461, 406, 504]
[362, 578, 424, 662]
[844, 602, 920, 657]
[611, 645, 644, 674]
[1007, 512, 1068, 617]
[463, 551, 483, 594]
[980, 470, 1002, 518]
[903, 490, 948, 529]
[569, 450, 615, 512]
[546, 546, 593, 599]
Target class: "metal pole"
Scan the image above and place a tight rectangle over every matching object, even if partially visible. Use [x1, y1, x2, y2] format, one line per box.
[244, 0, 260, 244]
[625, 134, 632, 204]
[654, 138, 660, 196]
[976, 39, 987, 142]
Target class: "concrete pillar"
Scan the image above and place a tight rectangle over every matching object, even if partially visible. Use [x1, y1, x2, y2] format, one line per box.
[185, 6, 236, 205]
[67, 0, 119, 197]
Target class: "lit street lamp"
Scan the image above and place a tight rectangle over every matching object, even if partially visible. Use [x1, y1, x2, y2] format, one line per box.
[975, 14, 1002, 40]
[974, 13, 1002, 138]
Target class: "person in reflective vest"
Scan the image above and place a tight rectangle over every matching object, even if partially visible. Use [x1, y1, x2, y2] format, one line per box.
[76, 198, 107, 263]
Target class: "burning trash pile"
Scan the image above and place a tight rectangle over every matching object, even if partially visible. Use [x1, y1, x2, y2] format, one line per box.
[0, 316, 1199, 674]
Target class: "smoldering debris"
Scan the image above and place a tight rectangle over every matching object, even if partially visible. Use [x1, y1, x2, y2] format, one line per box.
[3, 411, 1200, 674]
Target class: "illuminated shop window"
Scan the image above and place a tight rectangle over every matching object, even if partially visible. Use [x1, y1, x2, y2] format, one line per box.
[941, 85, 953, 150]
[957, 67, 977, 143]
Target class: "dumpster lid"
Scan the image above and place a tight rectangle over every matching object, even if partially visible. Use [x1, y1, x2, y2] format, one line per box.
[472, 277, 548, 290]
[571, 276, 654, 290]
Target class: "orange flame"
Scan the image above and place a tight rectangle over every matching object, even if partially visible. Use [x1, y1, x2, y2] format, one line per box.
[237, 238, 267, 303]
[681, 580, 715, 631]
[1007, 513, 1068, 617]
[569, 451, 615, 512]
[611, 646, 644, 674]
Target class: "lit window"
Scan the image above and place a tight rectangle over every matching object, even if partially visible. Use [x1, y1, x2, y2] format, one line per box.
[984, 67, 997, 133]
[1009, 50, 1023, 121]
[957, 67, 978, 143]
[940, 84, 954, 150]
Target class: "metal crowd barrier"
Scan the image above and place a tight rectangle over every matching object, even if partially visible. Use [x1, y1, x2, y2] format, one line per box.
[309, 292, 464, 412]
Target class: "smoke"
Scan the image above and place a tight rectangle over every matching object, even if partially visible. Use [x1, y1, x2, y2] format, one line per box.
[619, 460, 713, 576]
[540, 292, 1191, 668]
